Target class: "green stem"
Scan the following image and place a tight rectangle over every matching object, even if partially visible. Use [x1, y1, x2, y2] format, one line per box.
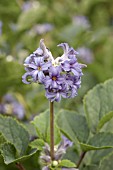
[76, 151, 86, 168]
[16, 162, 26, 170]
[50, 101, 54, 160]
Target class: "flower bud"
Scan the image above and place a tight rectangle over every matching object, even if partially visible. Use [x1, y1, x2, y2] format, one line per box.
[52, 160, 58, 167]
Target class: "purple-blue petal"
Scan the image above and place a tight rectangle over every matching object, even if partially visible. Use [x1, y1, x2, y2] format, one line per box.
[27, 63, 37, 69]
[71, 68, 79, 76]
[41, 61, 51, 70]
[38, 71, 45, 83]
[32, 70, 39, 81]
[22, 72, 32, 84]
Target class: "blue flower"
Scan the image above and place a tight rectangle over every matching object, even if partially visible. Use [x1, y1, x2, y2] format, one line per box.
[44, 66, 64, 89]
[40, 136, 74, 169]
[45, 85, 67, 102]
[23, 57, 52, 83]
[22, 39, 86, 102]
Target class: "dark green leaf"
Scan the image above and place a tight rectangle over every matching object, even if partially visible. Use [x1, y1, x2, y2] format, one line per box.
[97, 111, 113, 132]
[80, 132, 113, 151]
[0, 115, 29, 155]
[1, 143, 37, 164]
[99, 152, 113, 170]
[56, 109, 89, 143]
[84, 78, 113, 133]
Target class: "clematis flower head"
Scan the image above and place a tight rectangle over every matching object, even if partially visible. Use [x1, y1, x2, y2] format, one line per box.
[22, 39, 86, 102]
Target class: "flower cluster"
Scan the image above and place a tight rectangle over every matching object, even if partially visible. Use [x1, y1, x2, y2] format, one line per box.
[40, 136, 77, 170]
[22, 39, 86, 102]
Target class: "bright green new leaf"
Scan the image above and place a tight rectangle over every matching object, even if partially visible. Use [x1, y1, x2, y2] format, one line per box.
[58, 159, 76, 168]
[30, 139, 45, 150]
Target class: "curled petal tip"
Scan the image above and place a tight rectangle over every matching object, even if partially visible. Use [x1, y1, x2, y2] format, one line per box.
[57, 42, 68, 47]
[81, 63, 87, 68]
[40, 39, 44, 43]
[24, 63, 29, 67]
[40, 39, 46, 49]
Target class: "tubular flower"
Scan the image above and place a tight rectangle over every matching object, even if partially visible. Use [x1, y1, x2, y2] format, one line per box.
[22, 39, 86, 102]
[40, 136, 74, 170]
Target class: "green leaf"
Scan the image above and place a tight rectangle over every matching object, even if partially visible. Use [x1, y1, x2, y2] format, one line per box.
[56, 109, 89, 143]
[58, 159, 76, 168]
[63, 146, 79, 164]
[84, 78, 113, 133]
[0, 134, 6, 148]
[80, 132, 113, 151]
[30, 139, 45, 150]
[1, 143, 37, 164]
[99, 152, 113, 170]
[91, 148, 113, 165]
[97, 111, 113, 132]
[32, 109, 61, 145]
[81, 165, 98, 170]
[0, 115, 29, 155]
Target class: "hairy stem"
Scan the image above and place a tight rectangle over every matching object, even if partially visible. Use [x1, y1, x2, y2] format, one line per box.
[16, 162, 26, 170]
[76, 151, 86, 168]
[50, 101, 54, 160]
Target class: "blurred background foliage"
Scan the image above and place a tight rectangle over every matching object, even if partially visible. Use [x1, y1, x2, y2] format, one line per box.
[0, 0, 113, 169]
